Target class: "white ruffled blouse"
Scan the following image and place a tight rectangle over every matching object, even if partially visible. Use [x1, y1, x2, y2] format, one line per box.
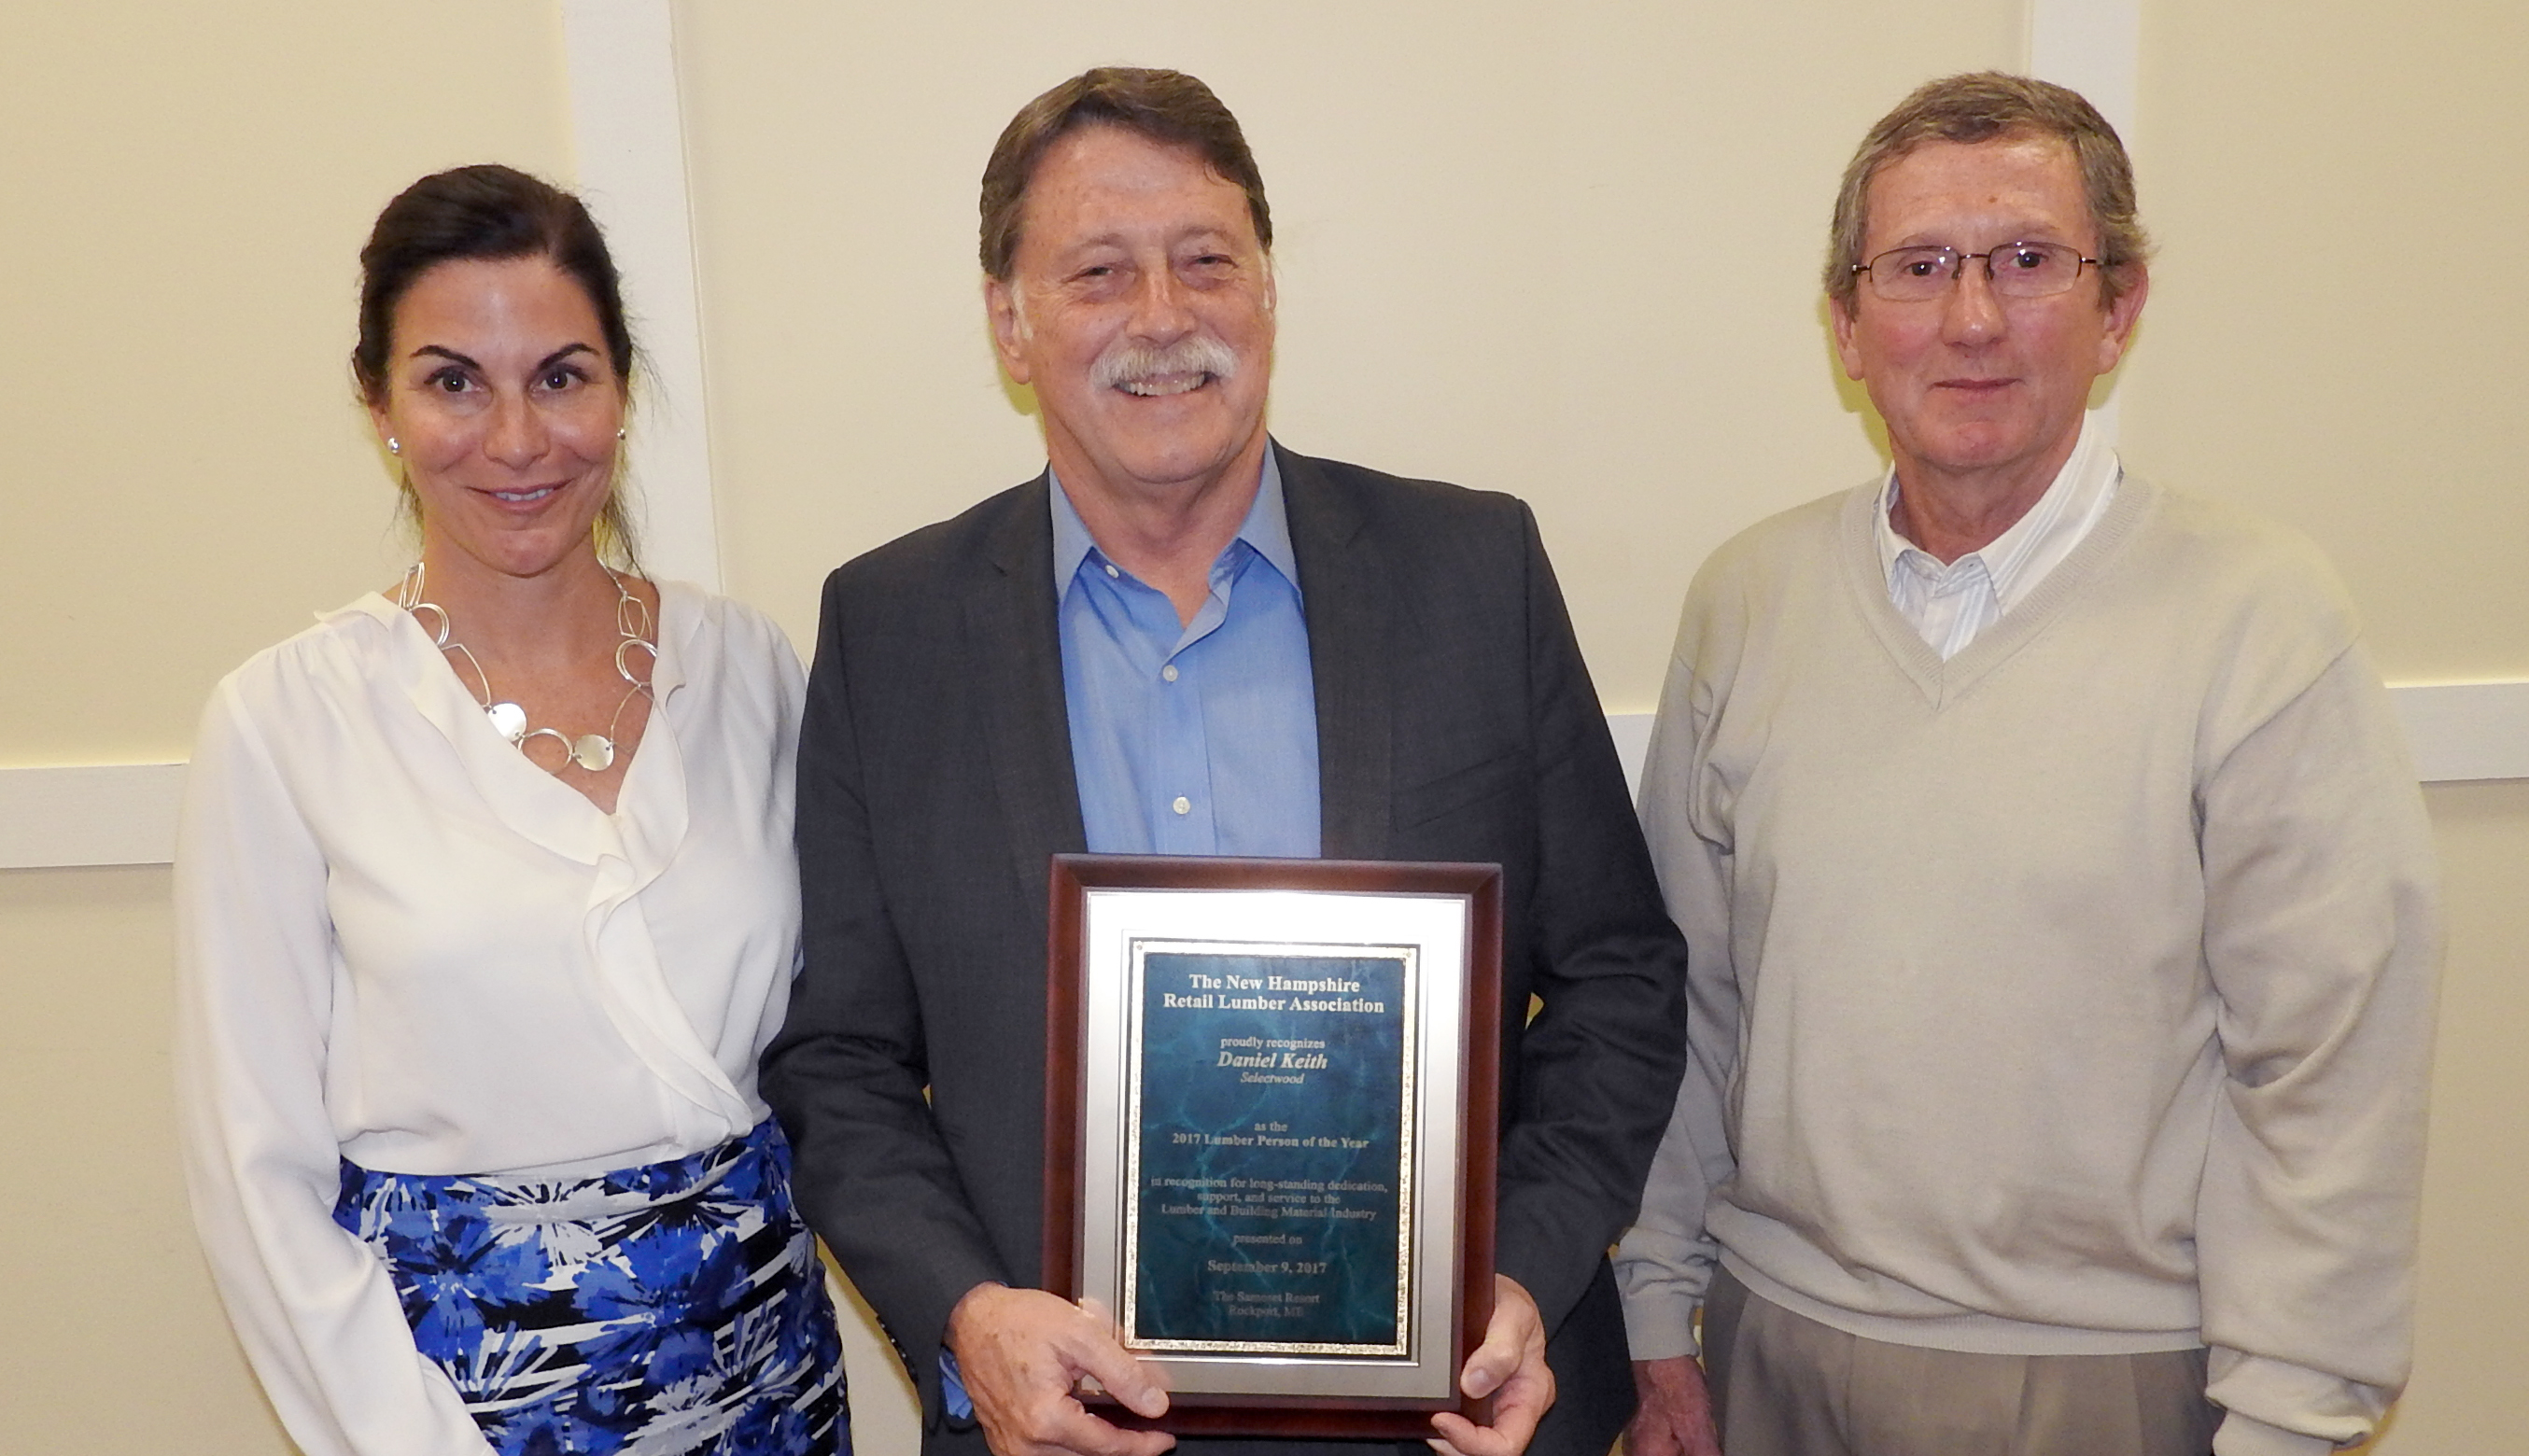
[175, 583, 806, 1456]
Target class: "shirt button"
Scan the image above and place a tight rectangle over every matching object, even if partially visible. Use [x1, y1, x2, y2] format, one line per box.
[1161, 664, 1179, 682]
[1172, 796, 1191, 816]
[1103, 563, 1119, 579]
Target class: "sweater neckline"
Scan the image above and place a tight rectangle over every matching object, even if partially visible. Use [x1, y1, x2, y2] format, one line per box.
[1836, 474, 2158, 708]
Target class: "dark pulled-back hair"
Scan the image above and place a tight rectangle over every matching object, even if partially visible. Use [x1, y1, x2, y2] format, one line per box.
[979, 67, 1272, 280]
[352, 164, 639, 559]
[1827, 71, 2150, 312]
[352, 163, 635, 405]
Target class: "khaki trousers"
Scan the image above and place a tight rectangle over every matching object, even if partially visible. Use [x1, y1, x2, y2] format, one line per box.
[1702, 1268, 2222, 1456]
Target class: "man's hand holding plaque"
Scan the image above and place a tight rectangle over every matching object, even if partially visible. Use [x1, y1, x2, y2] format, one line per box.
[946, 1283, 1173, 1456]
[945, 1273, 1557, 1456]
[1428, 1275, 1553, 1456]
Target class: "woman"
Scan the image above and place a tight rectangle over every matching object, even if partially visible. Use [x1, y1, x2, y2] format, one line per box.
[175, 164, 847, 1456]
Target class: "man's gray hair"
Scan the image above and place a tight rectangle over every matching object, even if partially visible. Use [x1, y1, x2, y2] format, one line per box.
[1827, 71, 2151, 312]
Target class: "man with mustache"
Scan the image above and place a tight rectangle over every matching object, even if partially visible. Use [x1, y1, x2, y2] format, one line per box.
[1614, 72, 2438, 1456]
[765, 68, 1688, 1456]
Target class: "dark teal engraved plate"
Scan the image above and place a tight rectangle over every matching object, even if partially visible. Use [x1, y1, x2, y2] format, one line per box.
[1126, 945, 1413, 1354]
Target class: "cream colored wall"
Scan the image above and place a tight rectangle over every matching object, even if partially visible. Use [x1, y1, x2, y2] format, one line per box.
[2, 3, 2521, 1454]
[673, 0, 2020, 702]
[2122, 4, 2529, 1451]
[0, 866, 283, 1451]
[2400, 783, 2529, 1454]
[2124, 0, 2528, 680]
[0, 4, 572, 1449]
[0, 5, 576, 763]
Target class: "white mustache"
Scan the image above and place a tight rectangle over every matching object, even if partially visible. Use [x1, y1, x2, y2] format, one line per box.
[1090, 333, 1241, 392]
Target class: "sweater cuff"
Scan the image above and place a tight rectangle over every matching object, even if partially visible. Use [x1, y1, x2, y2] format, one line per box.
[1620, 1287, 1702, 1362]
[2213, 1411, 2343, 1456]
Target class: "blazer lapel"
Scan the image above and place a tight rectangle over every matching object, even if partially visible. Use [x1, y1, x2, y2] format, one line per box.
[968, 476, 1088, 917]
[1281, 444, 1394, 860]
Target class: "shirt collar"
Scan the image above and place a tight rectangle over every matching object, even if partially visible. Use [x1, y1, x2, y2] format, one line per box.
[1049, 445, 1299, 600]
[1876, 410, 2119, 603]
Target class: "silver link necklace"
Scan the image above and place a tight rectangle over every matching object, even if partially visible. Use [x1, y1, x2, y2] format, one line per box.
[396, 562, 656, 774]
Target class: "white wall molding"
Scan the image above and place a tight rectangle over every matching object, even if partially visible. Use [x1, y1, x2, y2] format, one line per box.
[2391, 681, 2529, 787]
[561, 0, 722, 590]
[2027, 0, 2143, 448]
[9, 685, 2521, 869]
[1610, 682, 2529, 801]
[2026, 0, 2139, 146]
[0, 764, 188, 871]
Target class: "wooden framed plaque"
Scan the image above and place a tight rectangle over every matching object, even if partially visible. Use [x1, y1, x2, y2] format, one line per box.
[1044, 855, 1503, 1437]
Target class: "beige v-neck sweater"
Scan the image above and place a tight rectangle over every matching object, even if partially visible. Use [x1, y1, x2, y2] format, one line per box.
[1616, 477, 2439, 1456]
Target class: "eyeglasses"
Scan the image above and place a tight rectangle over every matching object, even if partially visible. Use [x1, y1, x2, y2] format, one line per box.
[1852, 242, 2102, 302]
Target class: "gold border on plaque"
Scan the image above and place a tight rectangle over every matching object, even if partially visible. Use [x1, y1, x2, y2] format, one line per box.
[1118, 937, 1419, 1359]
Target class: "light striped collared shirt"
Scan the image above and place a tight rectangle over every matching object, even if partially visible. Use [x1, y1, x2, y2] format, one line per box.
[1876, 412, 2122, 660]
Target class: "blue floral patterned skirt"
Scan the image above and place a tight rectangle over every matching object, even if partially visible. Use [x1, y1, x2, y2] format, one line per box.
[332, 1118, 848, 1455]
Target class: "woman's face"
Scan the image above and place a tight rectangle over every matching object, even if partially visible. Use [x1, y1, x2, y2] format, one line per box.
[368, 256, 625, 583]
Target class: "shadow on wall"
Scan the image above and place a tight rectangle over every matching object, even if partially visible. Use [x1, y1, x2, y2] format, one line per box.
[1814, 296, 1891, 468]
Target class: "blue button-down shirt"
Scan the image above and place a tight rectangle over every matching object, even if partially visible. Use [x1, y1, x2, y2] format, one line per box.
[939, 455, 1321, 1421]
[1051, 452, 1321, 860]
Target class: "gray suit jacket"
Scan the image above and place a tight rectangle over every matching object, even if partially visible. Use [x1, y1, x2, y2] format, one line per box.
[765, 443, 1689, 1454]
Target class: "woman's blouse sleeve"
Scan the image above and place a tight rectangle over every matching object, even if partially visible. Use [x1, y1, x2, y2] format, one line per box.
[174, 671, 496, 1456]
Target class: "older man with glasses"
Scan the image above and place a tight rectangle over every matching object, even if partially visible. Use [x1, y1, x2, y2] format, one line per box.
[1614, 72, 2439, 1456]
